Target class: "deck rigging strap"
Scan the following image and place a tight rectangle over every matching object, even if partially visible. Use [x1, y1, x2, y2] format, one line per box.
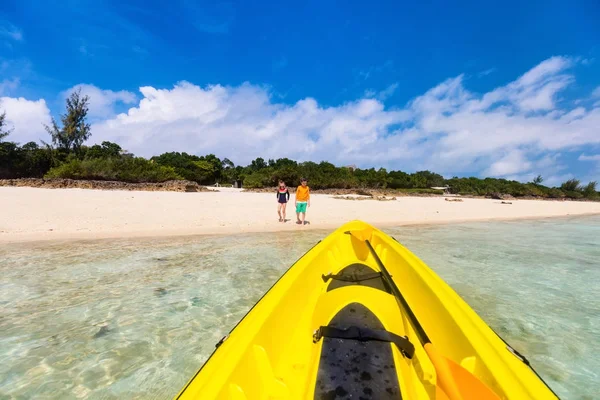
[313, 325, 415, 359]
[321, 272, 383, 283]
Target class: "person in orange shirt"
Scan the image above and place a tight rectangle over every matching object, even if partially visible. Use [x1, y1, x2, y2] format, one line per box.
[295, 178, 310, 225]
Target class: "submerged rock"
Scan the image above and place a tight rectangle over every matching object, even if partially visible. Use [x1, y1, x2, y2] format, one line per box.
[93, 325, 110, 339]
[190, 297, 202, 307]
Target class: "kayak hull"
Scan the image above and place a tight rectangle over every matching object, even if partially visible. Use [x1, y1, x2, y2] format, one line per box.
[174, 220, 558, 399]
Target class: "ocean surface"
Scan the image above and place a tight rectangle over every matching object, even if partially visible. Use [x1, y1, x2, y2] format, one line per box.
[1, 216, 599, 400]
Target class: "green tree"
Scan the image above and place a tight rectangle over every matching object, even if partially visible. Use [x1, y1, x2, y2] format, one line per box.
[560, 179, 581, 192]
[192, 160, 216, 183]
[221, 157, 235, 183]
[85, 141, 123, 159]
[0, 111, 13, 141]
[222, 157, 234, 170]
[412, 170, 444, 188]
[199, 154, 222, 183]
[244, 170, 271, 188]
[583, 181, 598, 198]
[388, 170, 412, 189]
[532, 175, 543, 185]
[44, 88, 91, 154]
[250, 157, 267, 171]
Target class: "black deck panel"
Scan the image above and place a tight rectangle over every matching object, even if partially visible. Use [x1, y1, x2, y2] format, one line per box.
[314, 302, 402, 399]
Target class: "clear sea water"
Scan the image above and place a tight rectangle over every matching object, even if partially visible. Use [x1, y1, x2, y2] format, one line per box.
[1, 216, 599, 400]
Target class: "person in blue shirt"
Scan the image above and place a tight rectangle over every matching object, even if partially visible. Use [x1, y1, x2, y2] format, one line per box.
[276, 180, 290, 222]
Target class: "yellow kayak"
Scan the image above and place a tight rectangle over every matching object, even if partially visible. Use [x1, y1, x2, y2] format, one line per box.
[174, 220, 559, 399]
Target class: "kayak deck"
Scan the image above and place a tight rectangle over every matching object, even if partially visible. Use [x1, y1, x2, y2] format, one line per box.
[315, 261, 401, 399]
[174, 221, 559, 400]
[314, 302, 402, 399]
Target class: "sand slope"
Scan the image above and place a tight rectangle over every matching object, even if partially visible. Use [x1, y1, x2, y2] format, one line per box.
[1, 186, 599, 243]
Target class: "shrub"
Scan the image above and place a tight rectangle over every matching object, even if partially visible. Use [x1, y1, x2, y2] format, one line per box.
[44, 157, 182, 182]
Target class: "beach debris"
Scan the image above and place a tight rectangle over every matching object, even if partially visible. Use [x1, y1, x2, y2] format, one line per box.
[333, 195, 397, 201]
[501, 201, 513, 205]
[93, 325, 110, 339]
[354, 189, 373, 197]
[444, 198, 463, 202]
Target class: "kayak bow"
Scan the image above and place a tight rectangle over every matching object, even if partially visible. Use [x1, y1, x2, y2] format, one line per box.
[174, 220, 559, 399]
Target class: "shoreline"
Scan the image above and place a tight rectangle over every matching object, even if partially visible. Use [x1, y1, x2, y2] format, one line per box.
[4, 213, 599, 247]
[2, 186, 600, 244]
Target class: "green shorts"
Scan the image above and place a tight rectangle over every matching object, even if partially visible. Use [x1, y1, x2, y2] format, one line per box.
[296, 202, 307, 213]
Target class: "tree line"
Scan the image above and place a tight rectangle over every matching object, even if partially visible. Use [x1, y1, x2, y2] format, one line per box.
[0, 90, 597, 200]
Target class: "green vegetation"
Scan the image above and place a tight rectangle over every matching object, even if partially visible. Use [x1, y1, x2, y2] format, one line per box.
[44, 157, 181, 183]
[44, 88, 92, 154]
[1, 91, 598, 200]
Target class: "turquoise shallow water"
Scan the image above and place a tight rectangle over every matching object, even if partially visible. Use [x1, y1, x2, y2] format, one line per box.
[1, 216, 599, 399]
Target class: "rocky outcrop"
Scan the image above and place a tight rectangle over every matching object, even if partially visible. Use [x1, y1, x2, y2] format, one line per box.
[489, 192, 514, 200]
[0, 178, 210, 192]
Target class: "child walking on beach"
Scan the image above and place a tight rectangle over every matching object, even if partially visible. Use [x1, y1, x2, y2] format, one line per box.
[295, 178, 310, 225]
[277, 180, 290, 222]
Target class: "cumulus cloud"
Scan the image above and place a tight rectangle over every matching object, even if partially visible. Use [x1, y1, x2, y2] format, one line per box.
[91, 81, 410, 162]
[62, 84, 137, 119]
[484, 150, 532, 177]
[3, 55, 600, 184]
[86, 55, 600, 178]
[0, 96, 52, 144]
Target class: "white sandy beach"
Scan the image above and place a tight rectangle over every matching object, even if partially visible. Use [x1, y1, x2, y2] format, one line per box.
[1, 186, 600, 243]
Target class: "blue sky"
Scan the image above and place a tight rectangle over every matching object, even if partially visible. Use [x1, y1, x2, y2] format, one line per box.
[1, 0, 600, 185]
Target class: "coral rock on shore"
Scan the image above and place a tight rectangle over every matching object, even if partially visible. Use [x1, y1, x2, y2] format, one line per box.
[0, 178, 209, 192]
[333, 195, 397, 201]
[490, 192, 514, 200]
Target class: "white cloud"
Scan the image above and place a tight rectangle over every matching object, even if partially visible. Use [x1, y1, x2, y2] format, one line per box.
[364, 83, 398, 101]
[377, 83, 399, 101]
[491, 56, 574, 112]
[0, 96, 52, 144]
[579, 154, 600, 161]
[91, 81, 410, 163]
[478, 68, 496, 77]
[3, 55, 600, 185]
[62, 84, 137, 119]
[592, 86, 600, 98]
[484, 150, 532, 177]
[0, 78, 20, 95]
[541, 173, 575, 188]
[85, 55, 600, 179]
[0, 21, 23, 42]
[364, 89, 376, 98]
